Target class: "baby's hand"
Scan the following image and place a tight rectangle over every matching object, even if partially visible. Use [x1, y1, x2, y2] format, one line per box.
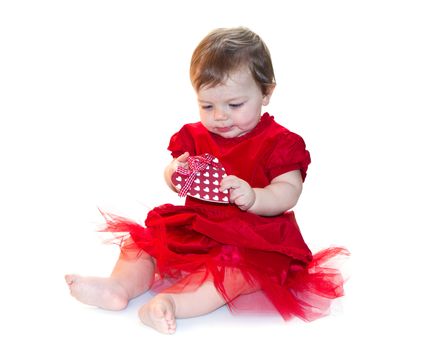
[220, 175, 256, 211]
[165, 152, 190, 192]
[171, 152, 190, 172]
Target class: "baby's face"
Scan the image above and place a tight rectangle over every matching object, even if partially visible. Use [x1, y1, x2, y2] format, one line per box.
[196, 68, 272, 138]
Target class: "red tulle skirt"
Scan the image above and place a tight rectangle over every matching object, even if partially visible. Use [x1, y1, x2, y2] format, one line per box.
[100, 203, 349, 321]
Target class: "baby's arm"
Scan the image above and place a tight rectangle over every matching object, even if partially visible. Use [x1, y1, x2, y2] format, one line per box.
[220, 170, 303, 216]
[164, 152, 190, 192]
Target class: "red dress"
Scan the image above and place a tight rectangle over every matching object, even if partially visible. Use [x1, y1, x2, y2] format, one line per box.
[102, 113, 348, 321]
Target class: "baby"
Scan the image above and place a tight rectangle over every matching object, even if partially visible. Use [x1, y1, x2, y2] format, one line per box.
[66, 27, 348, 334]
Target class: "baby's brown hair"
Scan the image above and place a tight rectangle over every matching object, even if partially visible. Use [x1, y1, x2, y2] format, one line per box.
[190, 27, 276, 95]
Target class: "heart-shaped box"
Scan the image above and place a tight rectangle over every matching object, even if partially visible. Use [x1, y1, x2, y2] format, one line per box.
[171, 154, 229, 203]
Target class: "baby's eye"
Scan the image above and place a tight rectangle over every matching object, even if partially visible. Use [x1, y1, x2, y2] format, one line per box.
[201, 105, 213, 110]
[229, 102, 244, 108]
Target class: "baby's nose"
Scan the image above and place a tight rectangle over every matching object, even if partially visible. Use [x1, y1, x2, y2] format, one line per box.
[213, 109, 228, 121]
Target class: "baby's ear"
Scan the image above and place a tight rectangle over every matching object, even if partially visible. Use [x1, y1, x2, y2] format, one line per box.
[262, 84, 276, 106]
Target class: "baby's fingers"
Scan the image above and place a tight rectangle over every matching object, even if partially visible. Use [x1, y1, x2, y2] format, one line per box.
[176, 152, 190, 163]
[173, 152, 190, 170]
[220, 175, 241, 192]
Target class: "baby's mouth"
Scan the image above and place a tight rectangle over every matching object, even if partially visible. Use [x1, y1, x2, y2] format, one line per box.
[216, 126, 233, 133]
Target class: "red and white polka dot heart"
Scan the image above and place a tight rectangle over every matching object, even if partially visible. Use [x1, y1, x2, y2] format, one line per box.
[171, 156, 229, 203]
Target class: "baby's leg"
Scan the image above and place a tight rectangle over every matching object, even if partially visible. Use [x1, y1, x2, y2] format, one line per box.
[138, 267, 258, 334]
[138, 281, 227, 334]
[65, 243, 155, 310]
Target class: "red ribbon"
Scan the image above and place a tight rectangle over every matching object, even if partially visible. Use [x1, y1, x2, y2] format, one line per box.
[176, 153, 214, 197]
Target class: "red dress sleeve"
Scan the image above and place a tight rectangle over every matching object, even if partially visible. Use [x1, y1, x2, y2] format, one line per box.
[167, 125, 197, 158]
[266, 132, 311, 181]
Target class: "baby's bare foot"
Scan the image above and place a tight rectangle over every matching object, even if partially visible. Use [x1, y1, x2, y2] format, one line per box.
[138, 294, 177, 334]
[65, 274, 128, 310]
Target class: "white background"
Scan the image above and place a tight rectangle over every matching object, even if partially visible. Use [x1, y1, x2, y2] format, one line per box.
[1, 0, 423, 349]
